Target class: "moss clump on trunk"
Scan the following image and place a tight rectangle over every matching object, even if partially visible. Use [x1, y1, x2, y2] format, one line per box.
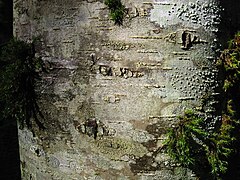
[165, 110, 234, 179]
[165, 32, 240, 179]
[0, 38, 45, 130]
[104, 0, 125, 25]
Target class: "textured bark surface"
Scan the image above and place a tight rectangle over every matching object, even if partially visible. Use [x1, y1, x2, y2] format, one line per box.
[14, 0, 225, 179]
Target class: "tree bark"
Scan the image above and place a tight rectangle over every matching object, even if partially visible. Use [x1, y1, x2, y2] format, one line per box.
[13, 0, 238, 179]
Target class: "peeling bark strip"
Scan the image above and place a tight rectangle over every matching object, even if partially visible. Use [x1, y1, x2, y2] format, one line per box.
[13, 0, 233, 179]
[181, 30, 208, 50]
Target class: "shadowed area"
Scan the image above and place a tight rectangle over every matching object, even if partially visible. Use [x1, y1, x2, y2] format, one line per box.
[218, 0, 240, 47]
[218, 1, 240, 179]
[0, 0, 12, 45]
[0, 0, 21, 179]
[0, 121, 21, 180]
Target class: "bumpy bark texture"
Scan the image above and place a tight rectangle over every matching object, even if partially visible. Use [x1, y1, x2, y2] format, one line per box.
[14, 0, 224, 179]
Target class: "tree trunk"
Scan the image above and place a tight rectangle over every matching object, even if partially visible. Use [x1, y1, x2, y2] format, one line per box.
[13, 0, 237, 179]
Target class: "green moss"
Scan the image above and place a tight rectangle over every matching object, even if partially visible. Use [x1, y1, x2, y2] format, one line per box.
[207, 115, 235, 175]
[217, 32, 240, 91]
[0, 38, 44, 129]
[104, 0, 125, 25]
[165, 110, 234, 178]
[165, 32, 240, 179]
[165, 110, 207, 167]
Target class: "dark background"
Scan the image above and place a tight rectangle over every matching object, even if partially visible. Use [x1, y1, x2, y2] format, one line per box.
[0, 0, 13, 45]
[0, 0, 21, 180]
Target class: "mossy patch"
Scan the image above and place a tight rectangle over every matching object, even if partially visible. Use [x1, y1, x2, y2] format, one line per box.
[104, 0, 125, 25]
[165, 32, 240, 179]
[0, 38, 45, 129]
[165, 109, 234, 178]
[217, 32, 240, 92]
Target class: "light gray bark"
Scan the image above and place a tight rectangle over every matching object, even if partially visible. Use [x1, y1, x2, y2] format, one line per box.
[14, 0, 225, 179]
